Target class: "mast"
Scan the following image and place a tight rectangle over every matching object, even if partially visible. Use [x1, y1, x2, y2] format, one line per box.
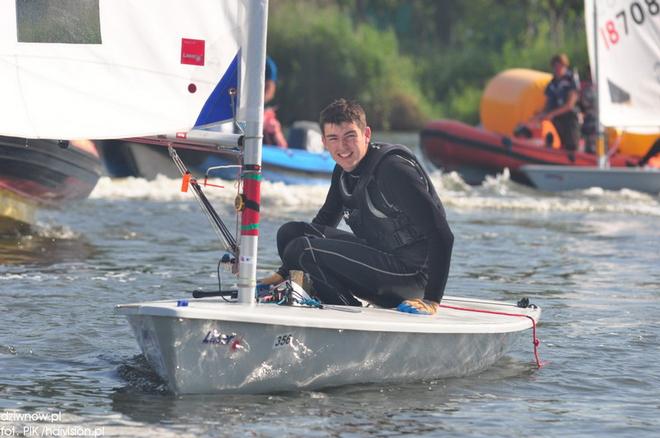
[237, 0, 268, 304]
[591, 0, 607, 169]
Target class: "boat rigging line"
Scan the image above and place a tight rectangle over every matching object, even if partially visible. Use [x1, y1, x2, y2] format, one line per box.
[168, 146, 238, 256]
[440, 301, 545, 368]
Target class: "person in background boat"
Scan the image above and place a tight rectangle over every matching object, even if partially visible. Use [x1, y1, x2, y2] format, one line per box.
[263, 56, 288, 148]
[578, 67, 597, 154]
[259, 99, 454, 315]
[532, 53, 580, 153]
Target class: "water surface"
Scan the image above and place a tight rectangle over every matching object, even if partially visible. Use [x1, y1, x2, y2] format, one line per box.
[1, 142, 659, 437]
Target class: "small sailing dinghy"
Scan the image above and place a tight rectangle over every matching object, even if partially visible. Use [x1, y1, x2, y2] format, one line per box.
[0, 0, 542, 394]
[520, 0, 660, 193]
[116, 295, 541, 394]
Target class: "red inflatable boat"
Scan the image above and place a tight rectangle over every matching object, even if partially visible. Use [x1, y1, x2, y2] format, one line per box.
[420, 119, 639, 185]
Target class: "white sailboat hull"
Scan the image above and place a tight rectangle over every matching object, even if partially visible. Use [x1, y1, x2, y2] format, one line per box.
[521, 164, 660, 194]
[116, 297, 540, 394]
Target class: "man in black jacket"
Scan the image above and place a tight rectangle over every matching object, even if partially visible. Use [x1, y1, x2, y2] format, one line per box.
[261, 99, 453, 315]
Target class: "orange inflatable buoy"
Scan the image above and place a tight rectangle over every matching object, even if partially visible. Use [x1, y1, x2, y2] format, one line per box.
[480, 68, 552, 137]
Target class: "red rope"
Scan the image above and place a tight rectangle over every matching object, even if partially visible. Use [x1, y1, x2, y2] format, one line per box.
[439, 303, 545, 368]
[201, 176, 224, 189]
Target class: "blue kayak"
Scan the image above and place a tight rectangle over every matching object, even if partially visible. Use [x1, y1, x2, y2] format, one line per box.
[200, 144, 336, 185]
[99, 120, 336, 184]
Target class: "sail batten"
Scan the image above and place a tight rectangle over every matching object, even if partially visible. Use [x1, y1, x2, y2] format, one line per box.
[0, 0, 249, 139]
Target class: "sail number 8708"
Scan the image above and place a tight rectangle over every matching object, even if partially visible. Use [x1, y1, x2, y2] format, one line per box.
[601, 1, 659, 49]
[273, 334, 293, 349]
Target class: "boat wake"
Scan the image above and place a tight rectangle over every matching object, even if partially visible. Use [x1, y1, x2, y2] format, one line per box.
[91, 170, 660, 217]
[429, 169, 660, 217]
[90, 175, 330, 212]
[116, 354, 169, 394]
[0, 225, 96, 265]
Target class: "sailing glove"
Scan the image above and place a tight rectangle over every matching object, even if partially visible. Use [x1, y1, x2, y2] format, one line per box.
[396, 298, 439, 315]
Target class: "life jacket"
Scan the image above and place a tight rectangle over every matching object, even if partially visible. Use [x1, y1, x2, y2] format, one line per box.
[339, 143, 444, 252]
[263, 107, 288, 148]
[545, 69, 579, 113]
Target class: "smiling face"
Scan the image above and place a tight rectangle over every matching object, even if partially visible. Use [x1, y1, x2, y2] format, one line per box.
[322, 122, 371, 172]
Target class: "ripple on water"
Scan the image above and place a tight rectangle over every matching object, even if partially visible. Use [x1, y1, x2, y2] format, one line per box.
[2, 167, 660, 436]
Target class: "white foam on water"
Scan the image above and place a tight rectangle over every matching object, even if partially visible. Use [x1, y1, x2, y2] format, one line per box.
[260, 181, 331, 211]
[89, 170, 660, 217]
[429, 169, 660, 217]
[31, 223, 79, 240]
[90, 175, 330, 211]
[90, 175, 195, 201]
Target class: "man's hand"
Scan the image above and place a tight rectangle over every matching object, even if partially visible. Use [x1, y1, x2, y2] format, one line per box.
[258, 272, 284, 286]
[396, 298, 439, 315]
[255, 273, 285, 299]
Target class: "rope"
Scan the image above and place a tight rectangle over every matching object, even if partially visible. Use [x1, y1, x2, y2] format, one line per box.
[439, 303, 545, 368]
[256, 282, 322, 308]
[298, 297, 322, 308]
[169, 146, 238, 254]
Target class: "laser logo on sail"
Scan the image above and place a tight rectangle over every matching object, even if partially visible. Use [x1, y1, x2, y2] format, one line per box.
[181, 38, 205, 66]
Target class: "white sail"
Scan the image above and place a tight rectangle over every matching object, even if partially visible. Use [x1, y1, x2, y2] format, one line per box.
[585, 0, 660, 130]
[0, 0, 249, 139]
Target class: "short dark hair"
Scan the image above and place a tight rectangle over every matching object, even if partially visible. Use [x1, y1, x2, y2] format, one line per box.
[319, 98, 367, 134]
[551, 53, 569, 67]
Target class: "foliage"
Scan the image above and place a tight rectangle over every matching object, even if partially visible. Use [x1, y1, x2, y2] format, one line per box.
[268, 1, 430, 130]
[268, 0, 587, 129]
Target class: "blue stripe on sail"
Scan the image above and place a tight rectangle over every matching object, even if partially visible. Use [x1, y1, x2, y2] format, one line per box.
[194, 52, 240, 127]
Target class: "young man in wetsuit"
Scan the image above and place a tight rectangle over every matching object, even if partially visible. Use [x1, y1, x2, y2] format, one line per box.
[260, 99, 453, 315]
[533, 53, 580, 152]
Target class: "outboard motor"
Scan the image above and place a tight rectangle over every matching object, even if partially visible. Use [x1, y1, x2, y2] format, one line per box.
[287, 121, 324, 153]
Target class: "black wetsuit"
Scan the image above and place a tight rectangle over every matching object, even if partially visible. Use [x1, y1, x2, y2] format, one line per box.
[275, 143, 454, 307]
[545, 70, 580, 151]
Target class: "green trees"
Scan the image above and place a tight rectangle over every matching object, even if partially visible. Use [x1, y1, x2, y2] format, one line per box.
[268, 1, 428, 130]
[268, 0, 586, 129]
